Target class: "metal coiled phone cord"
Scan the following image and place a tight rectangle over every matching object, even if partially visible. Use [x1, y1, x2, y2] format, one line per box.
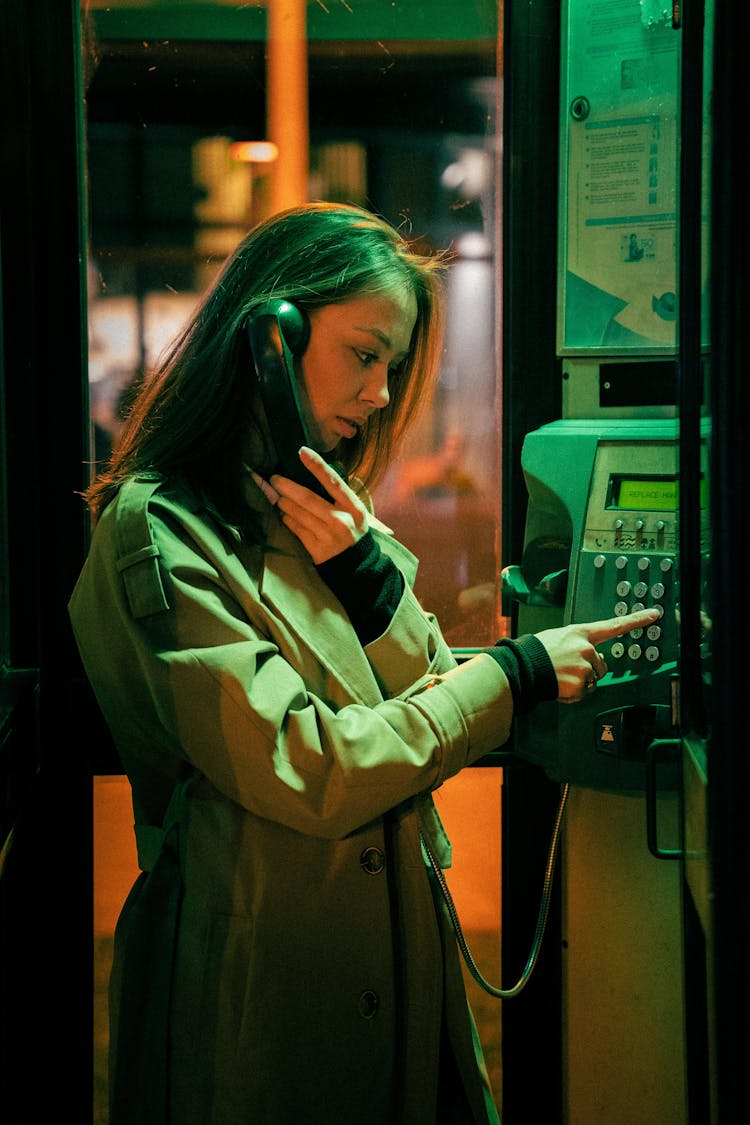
[422, 781, 570, 999]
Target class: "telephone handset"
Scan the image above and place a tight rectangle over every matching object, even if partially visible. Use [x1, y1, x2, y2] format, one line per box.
[246, 298, 333, 499]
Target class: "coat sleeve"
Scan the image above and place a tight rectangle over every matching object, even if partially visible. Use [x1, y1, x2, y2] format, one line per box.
[69, 484, 515, 840]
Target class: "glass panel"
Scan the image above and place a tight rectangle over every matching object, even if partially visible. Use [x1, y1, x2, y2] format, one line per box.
[84, 0, 502, 647]
[558, 0, 680, 355]
[697, 0, 713, 739]
[681, 0, 714, 1067]
[83, 3, 504, 1120]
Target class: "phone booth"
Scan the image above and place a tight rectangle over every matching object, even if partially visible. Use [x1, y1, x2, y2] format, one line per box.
[1, 3, 746, 1123]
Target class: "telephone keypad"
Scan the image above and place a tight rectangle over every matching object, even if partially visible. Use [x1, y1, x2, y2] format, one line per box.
[577, 550, 677, 670]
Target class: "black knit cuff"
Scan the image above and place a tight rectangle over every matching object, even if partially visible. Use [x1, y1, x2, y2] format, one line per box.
[485, 634, 558, 715]
[315, 530, 404, 645]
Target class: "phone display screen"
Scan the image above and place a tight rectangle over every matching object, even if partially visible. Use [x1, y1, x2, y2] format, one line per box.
[608, 473, 706, 511]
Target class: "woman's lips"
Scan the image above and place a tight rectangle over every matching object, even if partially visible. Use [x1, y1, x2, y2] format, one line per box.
[335, 416, 359, 439]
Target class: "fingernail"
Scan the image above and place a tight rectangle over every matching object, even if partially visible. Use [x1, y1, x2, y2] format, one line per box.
[250, 471, 277, 504]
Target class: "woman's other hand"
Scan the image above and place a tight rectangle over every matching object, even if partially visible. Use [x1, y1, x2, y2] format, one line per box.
[253, 447, 370, 564]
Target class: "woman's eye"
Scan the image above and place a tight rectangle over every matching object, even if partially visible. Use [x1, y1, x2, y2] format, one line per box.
[355, 350, 378, 368]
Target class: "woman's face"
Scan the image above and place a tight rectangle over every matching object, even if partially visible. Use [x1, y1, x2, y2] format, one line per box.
[298, 287, 417, 452]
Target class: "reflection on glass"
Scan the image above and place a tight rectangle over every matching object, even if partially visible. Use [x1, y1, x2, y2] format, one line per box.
[372, 231, 500, 646]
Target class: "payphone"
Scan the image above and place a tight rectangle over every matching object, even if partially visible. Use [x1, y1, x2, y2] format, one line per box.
[494, 3, 712, 1121]
[499, 412, 705, 1124]
[503, 415, 702, 792]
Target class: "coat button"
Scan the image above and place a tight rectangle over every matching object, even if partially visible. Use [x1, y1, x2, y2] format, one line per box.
[360, 846, 385, 874]
[357, 990, 379, 1019]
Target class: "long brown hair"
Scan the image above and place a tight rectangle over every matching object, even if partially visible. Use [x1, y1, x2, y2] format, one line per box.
[85, 202, 450, 530]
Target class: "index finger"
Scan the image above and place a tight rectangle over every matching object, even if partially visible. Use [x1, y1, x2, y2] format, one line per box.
[297, 446, 353, 500]
[585, 606, 662, 644]
[268, 448, 346, 505]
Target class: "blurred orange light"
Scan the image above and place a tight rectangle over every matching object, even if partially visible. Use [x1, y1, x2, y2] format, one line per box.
[230, 141, 279, 164]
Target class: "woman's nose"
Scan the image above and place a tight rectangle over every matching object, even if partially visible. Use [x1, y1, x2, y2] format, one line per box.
[360, 364, 390, 409]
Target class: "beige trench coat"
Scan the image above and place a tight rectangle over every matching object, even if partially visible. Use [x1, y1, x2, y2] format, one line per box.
[69, 475, 513, 1125]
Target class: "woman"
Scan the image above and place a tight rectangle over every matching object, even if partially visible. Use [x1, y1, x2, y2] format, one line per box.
[69, 202, 658, 1125]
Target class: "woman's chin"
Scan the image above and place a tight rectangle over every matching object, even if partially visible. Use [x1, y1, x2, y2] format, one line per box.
[312, 433, 341, 455]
